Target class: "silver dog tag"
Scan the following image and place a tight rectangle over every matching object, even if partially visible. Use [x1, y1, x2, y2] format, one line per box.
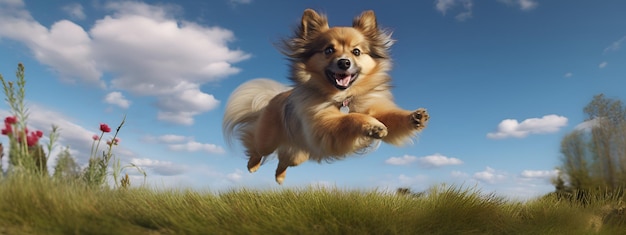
[340, 105, 350, 113]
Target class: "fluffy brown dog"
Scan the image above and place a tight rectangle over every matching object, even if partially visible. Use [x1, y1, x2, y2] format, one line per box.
[223, 9, 429, 184]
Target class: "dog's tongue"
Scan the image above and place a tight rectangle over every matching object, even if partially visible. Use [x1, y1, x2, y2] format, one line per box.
[335, 74, 352, 87]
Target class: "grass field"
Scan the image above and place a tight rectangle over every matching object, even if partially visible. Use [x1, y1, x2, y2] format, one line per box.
[0, 176, 624, 235]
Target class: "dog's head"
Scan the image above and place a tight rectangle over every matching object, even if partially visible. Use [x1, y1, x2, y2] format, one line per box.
[282, 9, 393, 91]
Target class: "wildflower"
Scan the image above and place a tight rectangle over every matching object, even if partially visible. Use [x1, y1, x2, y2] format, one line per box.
[35, 130, 43, 138]
[100, 123, 111, 133]
[1, 124, 11, 135]
[26, 132, 39, 147]
[92, 134, 99, 141]
[107, 137, 120, 146]
[4, 116, 17, 125]
[15, 128, 42, 147]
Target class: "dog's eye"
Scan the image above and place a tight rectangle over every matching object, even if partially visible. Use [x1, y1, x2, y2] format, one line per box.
[352, 48, 361, 56]
[324, 47, 335, 55]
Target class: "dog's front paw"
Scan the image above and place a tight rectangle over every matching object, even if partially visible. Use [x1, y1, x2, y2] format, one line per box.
[364, 123, 388, 139]
[411, 108, 429, 130]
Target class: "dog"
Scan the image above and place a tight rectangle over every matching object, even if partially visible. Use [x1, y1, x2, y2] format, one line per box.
[223, 9, 429, 184]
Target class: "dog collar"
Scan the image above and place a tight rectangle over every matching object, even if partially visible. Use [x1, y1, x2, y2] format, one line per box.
[339, 97, 352, 113]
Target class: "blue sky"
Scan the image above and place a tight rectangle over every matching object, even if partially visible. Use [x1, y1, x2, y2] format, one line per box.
[0, 0, 624, 200]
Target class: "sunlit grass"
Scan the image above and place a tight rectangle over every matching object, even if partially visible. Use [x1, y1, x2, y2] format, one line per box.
[1, 176, 624, 234]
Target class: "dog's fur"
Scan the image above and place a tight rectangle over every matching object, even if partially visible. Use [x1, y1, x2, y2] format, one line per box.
[223, 9, 429, 184]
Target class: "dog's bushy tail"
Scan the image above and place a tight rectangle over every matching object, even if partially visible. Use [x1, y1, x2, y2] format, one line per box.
[222, 79, 289, 146]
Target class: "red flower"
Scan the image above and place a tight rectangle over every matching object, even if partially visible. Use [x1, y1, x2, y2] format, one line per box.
[1, 124, 12, 136]
[15, 129, 41, 147]
[100, 123, 111, 133]
[4, 116, 17, 125]
[92, 134, 99, 141]
[26, 132, 39, 147]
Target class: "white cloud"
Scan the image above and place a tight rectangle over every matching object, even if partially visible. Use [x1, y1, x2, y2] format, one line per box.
[435, 0, 456, 15]
[104, 91, 131, 109]
[385, 155, 418, 165]
[434, 0, 473, 21]
[62, 3, 85, 20]
[143, 134, 225, 154]
[0, 0, 250, 125]
[564, 72, 573, 78]
[498, 0, 538, 11]
[603, 35, 626, 54]
[386, 154, 463, 168]
[226, 169, 244, 182]
[157, 134, 192, 143]
[0, 3, 102, 86]
[487, 114, 568, 139]
[473, 167, 507, 184]
[520, 169, 558, 179]
[130, 158, 187, 176]
[599, 61, 608, 69]
[153, 82, 220, 125]
[168, 141, 225, 154]
[417, 153, 463, 168]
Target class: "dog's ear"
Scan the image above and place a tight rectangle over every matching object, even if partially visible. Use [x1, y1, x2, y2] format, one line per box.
[353, 10, 378, 34]
[353, 10, 394, 59]
[299, 9, 329, 39]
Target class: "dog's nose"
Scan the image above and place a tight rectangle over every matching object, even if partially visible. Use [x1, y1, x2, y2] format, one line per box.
[337, 59, 351, 70]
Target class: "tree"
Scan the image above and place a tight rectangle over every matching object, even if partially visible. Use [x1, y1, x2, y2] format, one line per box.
[53, 147, 81, 181]
[554, 94, 626, 199]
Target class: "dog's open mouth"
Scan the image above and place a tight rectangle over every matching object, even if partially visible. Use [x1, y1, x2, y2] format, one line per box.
[326, 70, 358, 90]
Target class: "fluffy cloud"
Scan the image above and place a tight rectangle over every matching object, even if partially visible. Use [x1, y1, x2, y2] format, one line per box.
[168, 141, 225, 154]
[434, 0, 473, 21]
[0, 3, 102, 86]
[473, 166, 507, 184]
[151, 134, 192, 143]
[385, 155, 418, 165]
[599, 61, 608, 69]
[226, 169, 244, 182]
[0, 0, 249, 125]
[497, 0, 538, 11]
[520, 169, 558, 179]
[62, 3, 85, 20]
[487, 114, 568, 139]
[385, 153, 463, 168]
[417, 154, 463, 168]
[143, 134, 225, 154]
[104, 91, 131, 109]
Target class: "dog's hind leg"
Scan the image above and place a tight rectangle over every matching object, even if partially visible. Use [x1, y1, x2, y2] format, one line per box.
[275, 148, 309, 185]
[247, 103, 287, 173]
[246, 152, 263, 173]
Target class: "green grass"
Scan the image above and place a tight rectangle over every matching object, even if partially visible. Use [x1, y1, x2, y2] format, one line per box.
[1, 177, 625, 234]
